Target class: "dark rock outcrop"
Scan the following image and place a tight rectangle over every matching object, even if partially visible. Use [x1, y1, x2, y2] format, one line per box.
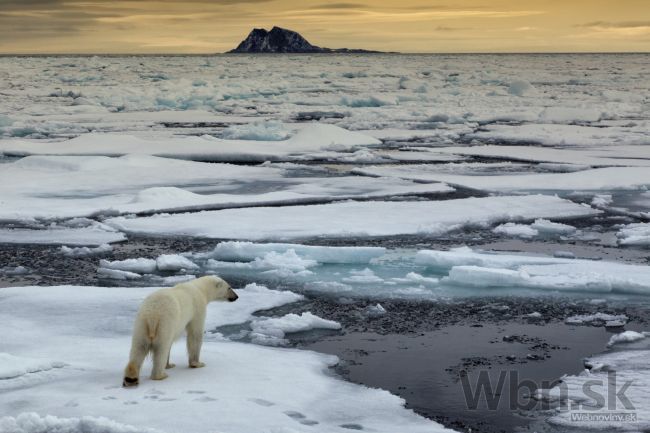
[228, 26, 379, 53]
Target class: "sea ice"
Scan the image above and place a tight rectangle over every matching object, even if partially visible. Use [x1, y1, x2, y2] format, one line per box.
[155, 254, 199, 272]
[0, 124, 381, 161]
[536, 338, 650, 431]
[607, 331, 646, 347]
[617, 223, 650, 246]
[0, 353, 65, 380]
[493, 223, 539, 239]
[355, 165, 650, 191]
[61, 244, 113, 257]
[0, 225, 126, 246]
[0, 284, 450, 433]
[106, 195, 598, 241]
[564, 313, 628, 326]
[197, 241, 386, 264]
[418, 247, 650, 295]
[250, 312, 341, 346]
[99, 258, 157, 274]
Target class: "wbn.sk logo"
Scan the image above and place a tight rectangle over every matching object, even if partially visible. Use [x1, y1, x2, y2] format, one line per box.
[460, 370, 635, 415]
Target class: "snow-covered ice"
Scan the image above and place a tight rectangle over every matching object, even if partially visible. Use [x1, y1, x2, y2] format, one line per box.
[607, 331, 646, 347]
[250, 312, 341, 346]
[61, 244, 113, 257]
[0, 225, 126, 246]
[536, 337, 650, 431]
[0, 284, 451, 433]
[355, 165, 650, 192]
[0, 153, 454, 221]
[417, 247, 650, 295]
[196, 241, 386, 264]
[155, 255, 199, 272]
[0, 124, 381, 161]
[617, 223, 650, 246]
[105, 195, 598, 241]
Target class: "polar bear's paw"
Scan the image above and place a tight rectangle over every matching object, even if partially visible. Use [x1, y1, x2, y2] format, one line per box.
[122, 376, 139, 387]
[189, 361, 205, 368]
[165, 362, 176, 369]
[151, 372, 169, 381]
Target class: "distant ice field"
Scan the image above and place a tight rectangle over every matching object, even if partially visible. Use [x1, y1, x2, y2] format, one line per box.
[1, 54, 650, 433]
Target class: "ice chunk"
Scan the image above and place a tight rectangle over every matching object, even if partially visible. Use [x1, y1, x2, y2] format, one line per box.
[198, 241, 386, 264]
[207, 283, 305, 328]
[1, 266, 29, 276]
[99, 258, 157, 274]
[221, 120, 291, 141]
[608, 331, 646, 347]
[493, 223, 538, 238]
[155, 254, 198, 272]
[342, 268, 384, 284]
[391, 272, 439, 286]
[340, 95, 395, 107]
[530, 219, 576, 235]
[507, 80, 536, 96]
[591, 194, 613, 207]
[419, 248, 650, 295]
[61, 244, 112, 257]
[617, 223, 650, 246]
[250, 312, 341, 345]
[96, 268, 142, 280]
[106, 195, 599, 241]
[366, 303, 387, 317]
[416, 247, 567, 270]
[565, 313, 628, 326]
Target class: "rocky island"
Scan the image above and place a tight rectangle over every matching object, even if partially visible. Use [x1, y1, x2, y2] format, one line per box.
[228, 26, 380, 53]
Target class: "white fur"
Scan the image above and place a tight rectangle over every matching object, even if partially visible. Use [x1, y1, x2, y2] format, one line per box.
[123, 275, 237, 386]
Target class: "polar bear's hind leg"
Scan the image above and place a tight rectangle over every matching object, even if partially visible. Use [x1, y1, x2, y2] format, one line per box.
[123, 339, 149, 387]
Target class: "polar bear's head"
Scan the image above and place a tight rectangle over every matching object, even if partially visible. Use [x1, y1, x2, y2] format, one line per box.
[198, 275, 238, 303]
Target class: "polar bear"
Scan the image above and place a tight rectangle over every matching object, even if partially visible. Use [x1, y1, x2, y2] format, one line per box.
[123, 275, 238, 387]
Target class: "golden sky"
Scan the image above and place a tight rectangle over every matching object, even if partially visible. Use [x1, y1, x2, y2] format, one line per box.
[1, 0, 649, 53]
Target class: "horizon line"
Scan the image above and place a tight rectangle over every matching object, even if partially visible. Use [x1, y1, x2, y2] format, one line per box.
[1, 51, 649, 56]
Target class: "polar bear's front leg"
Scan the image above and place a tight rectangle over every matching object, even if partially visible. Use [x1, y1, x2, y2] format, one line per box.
[187, 318, 205, 368]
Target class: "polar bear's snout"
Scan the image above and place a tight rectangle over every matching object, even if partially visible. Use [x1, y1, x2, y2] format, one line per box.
[227, 287, 239, 302]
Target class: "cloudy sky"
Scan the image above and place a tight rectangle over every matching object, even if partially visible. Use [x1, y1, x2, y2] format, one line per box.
[1, 0, 648, 53]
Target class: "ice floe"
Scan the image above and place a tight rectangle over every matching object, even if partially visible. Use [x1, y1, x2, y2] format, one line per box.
[61, 244, 113, 257]
[106, 195, 598, 241]
[0, 124, 381, 162]
[417, 247, 650, 295]
[608, 331, 646, 347]
[617, 223, 650, 247]
[536, 337, 650, 431]
[249, 312, 341, 346]
[0, 225, 126, 246]
[355, 165, 650, 192]
[0, 154, 453, 221]
[0, 284, 450, 433]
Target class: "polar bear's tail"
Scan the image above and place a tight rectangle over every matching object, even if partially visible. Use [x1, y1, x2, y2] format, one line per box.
[146, 317, 159, 341]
